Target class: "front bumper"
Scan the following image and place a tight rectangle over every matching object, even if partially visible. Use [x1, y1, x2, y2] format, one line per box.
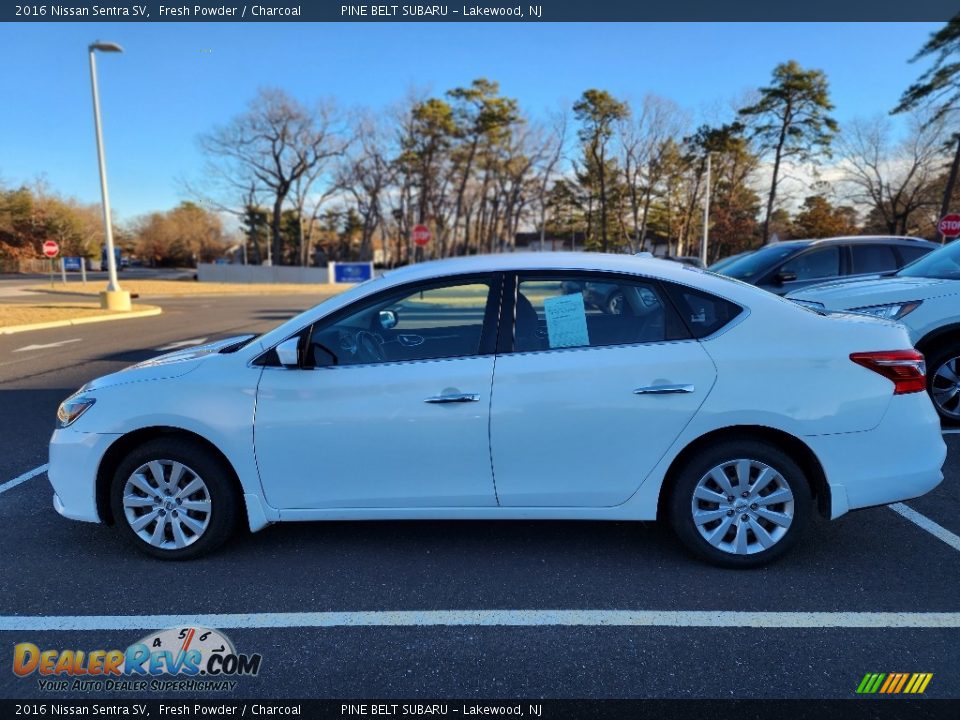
[48, 428, 119, 523]
[806, 393, 946, 518]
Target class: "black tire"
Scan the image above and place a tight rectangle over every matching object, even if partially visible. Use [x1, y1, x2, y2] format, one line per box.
[668, 440, 812, 568]
[925, 342, 960, 425]
[110, 437, 239, 560]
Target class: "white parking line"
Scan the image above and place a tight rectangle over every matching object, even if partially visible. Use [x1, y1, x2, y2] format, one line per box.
[889, 503, 960, 553]
[0, 464, 47, 495]
[12, 339, 81, 353]
[0, 610, 958, 632]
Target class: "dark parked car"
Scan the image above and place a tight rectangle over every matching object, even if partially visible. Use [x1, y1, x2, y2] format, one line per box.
[708, 251, 752, 273]
[717, 236, 938, 295]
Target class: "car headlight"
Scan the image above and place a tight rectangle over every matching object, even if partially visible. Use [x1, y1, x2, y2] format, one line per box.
[56, 395, 96, 429]
[849, 301, 922, 321]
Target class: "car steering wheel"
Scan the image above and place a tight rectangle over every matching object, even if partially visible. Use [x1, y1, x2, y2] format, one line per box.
[355, 331, 387, 363]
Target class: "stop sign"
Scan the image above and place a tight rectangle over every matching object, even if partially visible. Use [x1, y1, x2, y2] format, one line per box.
[42, 240, 59, 258]
[412, 224, 431, 247]
[939, 214, 960, 238]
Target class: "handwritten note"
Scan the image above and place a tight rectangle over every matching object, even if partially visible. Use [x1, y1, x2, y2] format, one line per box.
[543, 293, 590, 349]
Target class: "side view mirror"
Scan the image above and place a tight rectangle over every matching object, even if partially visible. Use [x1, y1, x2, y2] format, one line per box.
[276, 337, 301, 368]
[774, 271, 798, 285]
[378, 310, 398, 330]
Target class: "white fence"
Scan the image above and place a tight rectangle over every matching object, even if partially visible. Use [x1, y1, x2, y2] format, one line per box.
[197, 263, 330, 284]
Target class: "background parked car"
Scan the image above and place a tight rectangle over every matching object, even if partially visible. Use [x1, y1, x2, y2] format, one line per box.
[717, 236, 937, 295]
[789, 239, 960, 423]
[664, 255, 705, 269]
[708, 251, 752, 273]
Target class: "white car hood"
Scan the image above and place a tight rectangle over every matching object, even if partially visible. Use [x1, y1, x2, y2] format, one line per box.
[788, 276, 953, 309]
[82, 335, 251, 391]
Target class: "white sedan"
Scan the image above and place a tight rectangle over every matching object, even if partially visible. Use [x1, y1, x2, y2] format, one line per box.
[49, 253, 946, 567]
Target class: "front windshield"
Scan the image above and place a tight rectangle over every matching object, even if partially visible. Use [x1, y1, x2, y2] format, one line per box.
[898, 240, 960, 280]
[720, 244, 799, 280]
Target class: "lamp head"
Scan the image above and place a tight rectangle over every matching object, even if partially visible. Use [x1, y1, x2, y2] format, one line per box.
[90, 41, 123, 53]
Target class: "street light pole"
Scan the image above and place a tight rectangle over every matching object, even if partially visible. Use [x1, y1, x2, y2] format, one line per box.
[701, 153, 712, 267]
[88, 41, 130, 310]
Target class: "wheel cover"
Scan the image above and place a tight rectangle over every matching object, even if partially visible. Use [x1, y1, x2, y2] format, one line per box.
[690, 459, 794, 556]
[931, 356, 960, 420]
[122, 459, 212, 550]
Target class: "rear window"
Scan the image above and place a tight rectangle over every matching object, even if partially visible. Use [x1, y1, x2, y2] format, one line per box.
[664, 284, 743, 339]
[851, 244, 898, 274]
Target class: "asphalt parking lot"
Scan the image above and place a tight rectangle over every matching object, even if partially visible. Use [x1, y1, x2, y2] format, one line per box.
[0, 288, 958, 700]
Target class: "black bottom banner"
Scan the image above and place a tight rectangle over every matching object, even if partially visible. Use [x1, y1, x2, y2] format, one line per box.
[2, 699, 959, 720]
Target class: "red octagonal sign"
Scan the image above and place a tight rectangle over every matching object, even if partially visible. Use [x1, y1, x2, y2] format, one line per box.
[939, 214, 960, 238]
[42, 240, 60, 258]
[412, 224, 431, 247]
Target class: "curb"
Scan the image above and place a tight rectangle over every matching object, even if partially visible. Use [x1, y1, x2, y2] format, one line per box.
[0, 306, 163, 335]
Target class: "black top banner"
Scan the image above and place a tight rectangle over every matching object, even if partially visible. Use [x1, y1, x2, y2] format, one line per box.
[3, 0, 959, 22]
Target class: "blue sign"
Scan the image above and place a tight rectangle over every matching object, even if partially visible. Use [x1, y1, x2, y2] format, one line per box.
[332, 262, 374, 283]
[63, 257, 83, 271]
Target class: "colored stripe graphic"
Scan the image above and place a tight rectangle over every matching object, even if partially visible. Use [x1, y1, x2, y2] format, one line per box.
[856, 672, 932, 694]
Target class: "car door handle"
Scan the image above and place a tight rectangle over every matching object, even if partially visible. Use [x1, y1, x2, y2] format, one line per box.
[633, 384, 695, 395]
[424, 393, 480, 404]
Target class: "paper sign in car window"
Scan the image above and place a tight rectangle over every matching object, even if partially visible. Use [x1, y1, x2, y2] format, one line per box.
[543, 293, 590, 348]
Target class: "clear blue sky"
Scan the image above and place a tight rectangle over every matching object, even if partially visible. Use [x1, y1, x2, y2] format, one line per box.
[0, 22, 943, 220]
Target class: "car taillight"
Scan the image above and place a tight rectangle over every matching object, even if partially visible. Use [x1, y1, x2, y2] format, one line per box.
[850, 350, 926, 395]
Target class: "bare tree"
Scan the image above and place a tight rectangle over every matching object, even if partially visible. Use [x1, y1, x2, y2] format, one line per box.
[620, 95, 688, 251]
[532, 109, 568, 251]
[198, 88, 346, 265]
[839, 111, 949, 234]
[340, 113, 397, 262]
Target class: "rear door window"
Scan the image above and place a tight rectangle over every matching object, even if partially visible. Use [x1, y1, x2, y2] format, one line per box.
[779, 246, 840, 280]
[851, 244, 898, 274]
[512, 274, 689, 353]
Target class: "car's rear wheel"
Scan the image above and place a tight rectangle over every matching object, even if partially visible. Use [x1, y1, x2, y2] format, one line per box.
[668, 440, 812, 568]
[110, 437, 239, 560]
[926, 342, 960, 425]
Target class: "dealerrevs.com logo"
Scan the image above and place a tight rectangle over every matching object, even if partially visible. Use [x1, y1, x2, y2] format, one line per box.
[13, 627, 262, 692]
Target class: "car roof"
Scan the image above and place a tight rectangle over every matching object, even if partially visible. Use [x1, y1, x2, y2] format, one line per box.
[383, 251, 703, 284]
[784, 235, 935, 247]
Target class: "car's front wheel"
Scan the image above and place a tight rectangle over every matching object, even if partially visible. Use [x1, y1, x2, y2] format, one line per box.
[110, 437, 239, 560]
[668, 440, 812, 568]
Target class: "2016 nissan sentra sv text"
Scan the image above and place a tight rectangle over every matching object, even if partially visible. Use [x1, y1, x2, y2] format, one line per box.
[48, 253, 946, 567]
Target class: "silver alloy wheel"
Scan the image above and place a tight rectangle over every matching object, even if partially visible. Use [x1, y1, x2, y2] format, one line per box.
[931, 355, 960, 420]
[690, 458, 794, 555]
[121, 459, 212, 550]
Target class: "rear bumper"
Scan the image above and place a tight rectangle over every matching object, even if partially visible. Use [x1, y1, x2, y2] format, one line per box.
[806, 393, 946, 519]
[48, 428, 119, 523]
